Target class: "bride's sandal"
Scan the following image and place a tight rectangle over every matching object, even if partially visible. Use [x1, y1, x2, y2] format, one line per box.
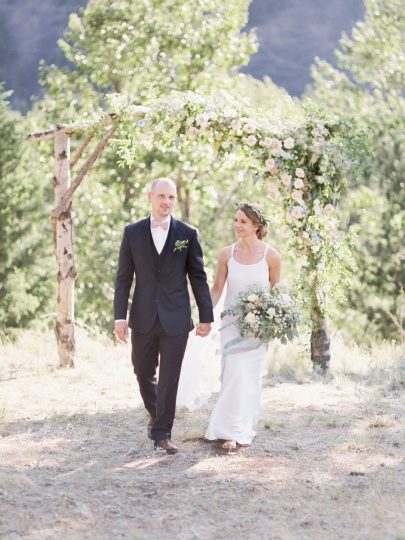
[222, 440, 237, 450]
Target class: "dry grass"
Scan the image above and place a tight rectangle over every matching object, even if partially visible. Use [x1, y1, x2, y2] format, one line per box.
[0, 329, 404, 540]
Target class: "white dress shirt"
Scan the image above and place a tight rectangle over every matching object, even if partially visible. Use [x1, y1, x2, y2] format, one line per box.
[115, 215, 171, 323]
[150, 215, 171, 254]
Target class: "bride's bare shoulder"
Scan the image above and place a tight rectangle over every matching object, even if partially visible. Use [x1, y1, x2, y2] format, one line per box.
[217, 244, 233, 263]
[264, 243, 281, 263]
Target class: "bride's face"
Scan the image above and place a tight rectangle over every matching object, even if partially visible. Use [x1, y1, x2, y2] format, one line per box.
[234, 209, 258, 238]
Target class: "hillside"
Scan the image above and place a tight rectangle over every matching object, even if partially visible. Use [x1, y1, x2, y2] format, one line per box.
[0, 0, 364, 111]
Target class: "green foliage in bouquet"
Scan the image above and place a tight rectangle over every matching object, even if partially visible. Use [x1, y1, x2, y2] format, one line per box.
[221, 285, 301, 344]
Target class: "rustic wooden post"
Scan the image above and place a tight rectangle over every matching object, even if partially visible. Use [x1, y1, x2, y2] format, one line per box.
[53, 132, 76, 367]
[310, 287, 330, 371]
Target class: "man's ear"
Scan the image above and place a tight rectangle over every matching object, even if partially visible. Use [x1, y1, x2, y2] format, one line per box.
[147, 192, 152, 201]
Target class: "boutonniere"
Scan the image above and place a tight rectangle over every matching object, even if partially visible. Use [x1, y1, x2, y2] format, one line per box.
[173, 239, 189, 253]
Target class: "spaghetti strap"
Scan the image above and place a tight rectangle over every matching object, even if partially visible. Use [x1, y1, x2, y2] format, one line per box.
[263, 244, 269, 260]
[231, 243, 236, 257]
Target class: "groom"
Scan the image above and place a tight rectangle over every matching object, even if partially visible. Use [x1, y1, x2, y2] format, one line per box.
[114, 178, 213, 454]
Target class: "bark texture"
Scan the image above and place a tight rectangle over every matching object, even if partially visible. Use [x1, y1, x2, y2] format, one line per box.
[310, 292, 330, 371]
[54, 132, 76, 368]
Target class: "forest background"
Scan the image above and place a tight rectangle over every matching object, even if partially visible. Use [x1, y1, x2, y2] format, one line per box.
[0, 0, 403, 347]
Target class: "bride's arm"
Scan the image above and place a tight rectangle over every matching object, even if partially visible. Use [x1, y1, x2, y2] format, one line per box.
[210, 247, 230, 309]
[266, 247, 281, 288]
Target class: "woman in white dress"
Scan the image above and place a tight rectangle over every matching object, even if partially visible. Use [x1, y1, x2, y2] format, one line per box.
[205, 203, 281, 450]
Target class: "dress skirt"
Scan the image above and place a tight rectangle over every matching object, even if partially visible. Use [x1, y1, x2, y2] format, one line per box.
[205, 317, 267, 445]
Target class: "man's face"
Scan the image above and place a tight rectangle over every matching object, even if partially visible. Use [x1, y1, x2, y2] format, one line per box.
[148, 181, 177, 220]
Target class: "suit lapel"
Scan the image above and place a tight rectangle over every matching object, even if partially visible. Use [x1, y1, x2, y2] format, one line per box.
[141, 217, 158, 272]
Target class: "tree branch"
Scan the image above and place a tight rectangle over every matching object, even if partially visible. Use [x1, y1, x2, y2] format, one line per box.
[70, 134, 94, 170]
[27, 106, 148, 142]
[52, 126, 116, 218]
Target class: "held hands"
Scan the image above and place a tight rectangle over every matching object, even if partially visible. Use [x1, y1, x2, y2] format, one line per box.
[115, 321, 129, 343]
[196, 322, 212, 337]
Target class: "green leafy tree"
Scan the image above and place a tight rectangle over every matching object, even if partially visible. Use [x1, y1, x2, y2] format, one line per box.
[36, 0, 296, 331]
[0, 86, 52, 332]
[309, 0, 405, 341]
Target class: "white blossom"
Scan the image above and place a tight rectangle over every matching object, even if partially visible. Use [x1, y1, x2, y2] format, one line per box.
[283, 137, 295, 149]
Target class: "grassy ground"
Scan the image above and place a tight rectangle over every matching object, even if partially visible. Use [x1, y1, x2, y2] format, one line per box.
[0, 329, 404, 540]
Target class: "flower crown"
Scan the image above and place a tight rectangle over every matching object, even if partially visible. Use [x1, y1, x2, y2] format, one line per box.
[235, 202, 269, 226]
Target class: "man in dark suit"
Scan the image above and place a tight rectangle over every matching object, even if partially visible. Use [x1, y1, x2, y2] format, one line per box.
[114, 178, 213, 454]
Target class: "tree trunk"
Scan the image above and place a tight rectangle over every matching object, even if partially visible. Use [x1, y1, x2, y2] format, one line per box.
[53, 132, 76, 368]
[310, 290, 330, 372]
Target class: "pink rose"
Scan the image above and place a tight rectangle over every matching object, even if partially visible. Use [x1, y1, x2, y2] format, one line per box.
[290, 206, 303, 220]
[295, 168, 305, 178]
[245, 135, 257, 147]
[324, 204, 334, 215]
[292, 189, 303, 201]
[281, 173, 292, 187]
[294, 178, 304, 189]
[186, 127, 199, 139]
[263, 137, 273, 147]
[265, 158, 275, 171]
[244, 121, 256, 133]
[272, 139, 282, 152]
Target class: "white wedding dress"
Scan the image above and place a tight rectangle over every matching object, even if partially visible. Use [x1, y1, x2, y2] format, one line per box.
[205, 243, 269, 445]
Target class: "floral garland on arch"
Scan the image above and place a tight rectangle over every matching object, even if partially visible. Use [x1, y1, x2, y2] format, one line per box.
[113, 91, 362, 318]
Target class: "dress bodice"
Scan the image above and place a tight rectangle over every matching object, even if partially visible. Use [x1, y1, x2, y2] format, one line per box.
[224, 243, 270, 307]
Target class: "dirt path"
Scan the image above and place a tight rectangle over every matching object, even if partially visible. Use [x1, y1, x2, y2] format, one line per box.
[1, 331, 404, 539]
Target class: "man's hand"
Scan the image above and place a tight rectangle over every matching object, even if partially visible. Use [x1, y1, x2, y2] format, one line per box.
[115, 321, 129, 343]
[196, 322, 211, 337]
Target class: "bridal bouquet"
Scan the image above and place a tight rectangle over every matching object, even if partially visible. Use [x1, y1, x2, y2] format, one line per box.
[221, 285, 300, 344]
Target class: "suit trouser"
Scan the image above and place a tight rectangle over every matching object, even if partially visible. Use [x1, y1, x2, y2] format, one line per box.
[131, 316, 189, 443]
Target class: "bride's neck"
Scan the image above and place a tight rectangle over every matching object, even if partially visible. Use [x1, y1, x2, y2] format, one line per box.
[239, 236, 260, 249]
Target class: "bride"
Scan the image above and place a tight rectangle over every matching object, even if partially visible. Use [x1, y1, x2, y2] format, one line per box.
[205, 202, 281, 450]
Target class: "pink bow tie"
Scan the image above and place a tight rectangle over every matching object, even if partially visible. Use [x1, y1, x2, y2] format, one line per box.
[151, 219, 169, 230]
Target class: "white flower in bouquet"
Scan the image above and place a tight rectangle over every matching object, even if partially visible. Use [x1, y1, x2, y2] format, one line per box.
[222, 285, 300, 344]
[245, 312, 258, 325]
[295, 167, 305, 178]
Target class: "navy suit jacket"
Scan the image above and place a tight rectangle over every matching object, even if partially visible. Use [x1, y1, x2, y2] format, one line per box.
[114, 216, 214, 335]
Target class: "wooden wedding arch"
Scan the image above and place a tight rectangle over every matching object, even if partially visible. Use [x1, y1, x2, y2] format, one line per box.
[28, 96, 346, 371]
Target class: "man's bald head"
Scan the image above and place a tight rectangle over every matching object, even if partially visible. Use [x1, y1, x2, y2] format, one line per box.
[150, 177, 177, 194]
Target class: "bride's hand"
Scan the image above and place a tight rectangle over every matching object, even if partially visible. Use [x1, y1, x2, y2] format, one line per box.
[196, 322, 212, 337]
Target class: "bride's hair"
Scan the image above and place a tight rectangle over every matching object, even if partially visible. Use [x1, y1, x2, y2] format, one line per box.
[236, 202, 268, 239]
